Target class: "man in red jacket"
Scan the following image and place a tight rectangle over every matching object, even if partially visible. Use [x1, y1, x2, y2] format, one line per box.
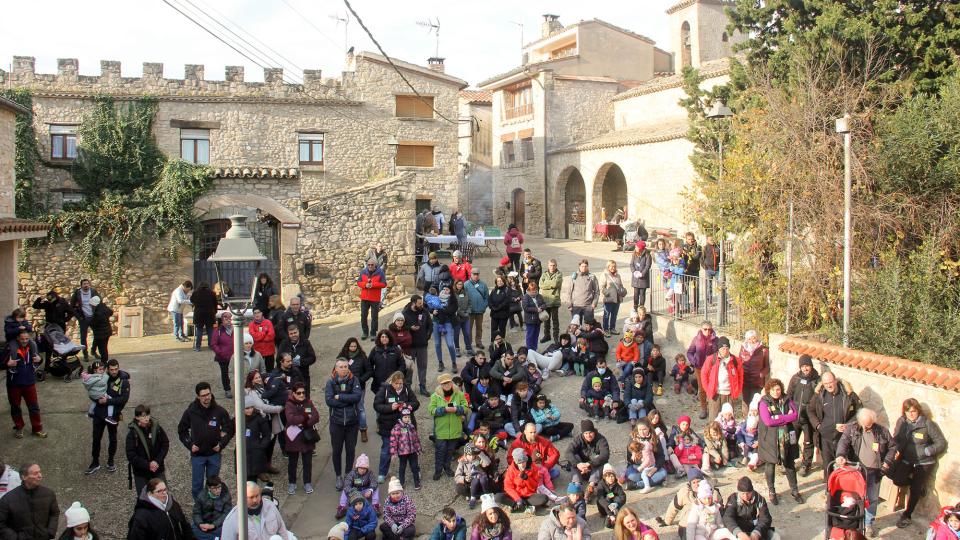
[701, 336, 744, 421]
[508, 422, 561, 479]
[357, 258, 387, 341]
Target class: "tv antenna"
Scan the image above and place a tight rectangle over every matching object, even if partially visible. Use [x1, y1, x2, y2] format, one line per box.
[329, 12, 350, 53]
[416, 17, 441, 58]
[510, 21, 524, 49]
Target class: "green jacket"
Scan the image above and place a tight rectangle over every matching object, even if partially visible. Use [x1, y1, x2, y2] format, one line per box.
[539, 270, 563, 307]
[429, 388, 469, 440]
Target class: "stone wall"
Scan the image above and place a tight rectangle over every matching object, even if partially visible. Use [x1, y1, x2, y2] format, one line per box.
[547, 78, 617, 150]
[0, 108, 14, 217]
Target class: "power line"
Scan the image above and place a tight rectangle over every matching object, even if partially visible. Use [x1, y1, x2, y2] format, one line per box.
[342, 0, 458, 125]
[278, 0, 344, 51]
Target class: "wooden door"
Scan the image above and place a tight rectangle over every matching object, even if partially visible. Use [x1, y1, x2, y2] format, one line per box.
[512, 189, 525, 232]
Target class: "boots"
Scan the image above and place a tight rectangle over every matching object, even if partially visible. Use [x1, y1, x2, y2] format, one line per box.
[769, 491, 779, 505]
[360, 428, 368, 443]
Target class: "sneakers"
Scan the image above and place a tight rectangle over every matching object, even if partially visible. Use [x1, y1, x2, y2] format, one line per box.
[13, 428, 23, 439]
[225, 390, 233, 399]
[377, 474, 386, 483]
[468, 497, 478, 509]
[33, 431, 47, 438]
[791, 490, 803, 503]
[419, 388, 430, 397]
[524, 505, 536, 515]
[414, 481, 422, 491]
[638, 486, 652, 494]
[769, 491, 779, 505]
[105, 417, 118, 426]
[800, 463, 811, 477]
[335, 476, 344, 491]
[107, 462, 117, 473]
[304, 483, 314, 494]
[451, 363, 458, 373]
[83, 464, 100, 475]
[287, 484, 296, 495]
[540, 336, 552, 343]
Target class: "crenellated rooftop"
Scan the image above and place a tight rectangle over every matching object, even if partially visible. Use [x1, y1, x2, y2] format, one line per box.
[0, 56, 356, 104]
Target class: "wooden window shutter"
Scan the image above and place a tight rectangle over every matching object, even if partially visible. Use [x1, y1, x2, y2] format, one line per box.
[396, 144, 434, 167]
[396, 96, 434, 118]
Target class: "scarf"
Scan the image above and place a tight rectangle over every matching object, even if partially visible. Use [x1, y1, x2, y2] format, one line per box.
[247, 503, 263, 516]
[479, 521, 504, 540]
[743, 340, 760, 355]
[147, 494, 167, 510]
[443, 387, 454, 398]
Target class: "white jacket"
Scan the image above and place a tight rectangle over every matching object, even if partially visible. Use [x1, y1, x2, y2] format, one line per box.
[0, 466, 21, 499]
[219, 498, 295, 540]
[686, 502, 731, 540]
[167, 286, 191, 313]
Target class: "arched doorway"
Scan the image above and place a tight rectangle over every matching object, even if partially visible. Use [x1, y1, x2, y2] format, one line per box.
[593, 163, 628, 223]
[511, 188, 525, 232]
[559, 166, 586, 239]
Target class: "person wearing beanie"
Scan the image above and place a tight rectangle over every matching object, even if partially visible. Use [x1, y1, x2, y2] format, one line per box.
[701, 335, 744, 422]
[685, 321, 717, 419]
[736, 399, 762, 470]
[239, 333, 267, 382]
[630, 238, 652, 311]
[566, 419, 610, 502]
[579, 357, 622, 420]
[563, 482, 588, 521]
[667, 415, 705, 479]
[380, 477, 417, 539]
[686, 481, 735, 540]
[357, 256, 387, 341]
[191, 475, 233, 540]
[336, 454, 380, 518]
[786, 354, 820, 477]
[326, 522, 349, 540]
[89, 295, 113, 362]
[654, 467, 709, 535]
[497, 445, 547, 513]
[472, 494, 512, 540]
[722, 476, 778, 540]
[60, 501, 98, 540]
[738, 330, 770, 417]
[449, 249, 473, 284]
[243, 395, 273, 483]
[807, 370, 862, 483]
[345, 489, 378, 540]
[595, 463, 626, 528]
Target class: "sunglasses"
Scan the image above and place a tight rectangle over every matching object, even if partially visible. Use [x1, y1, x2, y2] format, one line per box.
[294, 390, 306, 395]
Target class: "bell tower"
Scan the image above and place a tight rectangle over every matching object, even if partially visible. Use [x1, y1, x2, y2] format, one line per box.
[666, 0, 743, 70]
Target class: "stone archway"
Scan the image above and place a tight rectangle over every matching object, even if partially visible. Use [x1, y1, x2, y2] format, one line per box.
[558, 166, 586, 239]
[593, 163, 628, 224]
[681, 21, 692, 69]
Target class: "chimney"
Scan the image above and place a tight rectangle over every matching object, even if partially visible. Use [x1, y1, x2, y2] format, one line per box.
[541, 14, 562, 38]
[12, 56, 35, 78]
[427, 57, 445, 74]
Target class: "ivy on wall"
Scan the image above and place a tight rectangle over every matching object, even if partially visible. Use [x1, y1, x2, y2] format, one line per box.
[0, 89, 42, 218]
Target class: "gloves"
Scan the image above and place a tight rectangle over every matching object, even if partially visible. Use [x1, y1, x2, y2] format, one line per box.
[392, 523, 403, 534]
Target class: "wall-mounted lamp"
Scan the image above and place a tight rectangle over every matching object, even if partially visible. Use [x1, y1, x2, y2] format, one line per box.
[505, 201, 511, 210]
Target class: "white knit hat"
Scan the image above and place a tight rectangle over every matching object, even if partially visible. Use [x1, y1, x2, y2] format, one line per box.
[243, 332, 254, 344]
[89, 296, 101, 307]
[388, 476, 403, 493]
[65, 501, 90, 527]
[323, 523, 349, 540]
[602, 463, 616, 476]
[569, 314, 581, 327]
[480, 493, 498, 513]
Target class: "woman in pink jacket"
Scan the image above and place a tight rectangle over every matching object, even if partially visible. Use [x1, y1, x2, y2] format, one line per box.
[503, 224, 524, 273]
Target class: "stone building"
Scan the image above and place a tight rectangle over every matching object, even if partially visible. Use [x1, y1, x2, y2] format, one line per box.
[458, 89, 493, 225]
[479, 1, 744, 238]
[2, 51, 466, 334]
[0, 96, 47, 315]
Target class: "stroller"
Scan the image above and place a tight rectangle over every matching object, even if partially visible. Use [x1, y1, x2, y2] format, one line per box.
[825, 461, 868, 539]
[38, 323, 84, 382]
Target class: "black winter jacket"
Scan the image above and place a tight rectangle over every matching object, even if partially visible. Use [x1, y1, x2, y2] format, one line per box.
[786, 368, 820, 419]
[892, 415, 947, 466]
[0, 485, 59, 540]
[477, 400, 511, 432]
[402, 302, 433, 348]
[262, 367, 303, 406]
[276, 308, 311, 340]
[369, 342, 406, 394]
[276, 338, 316, 378]
[31, 296, 73, 329]
[243, 412, 272, 477]
[125, 420, 170, 483]
[345, 351, 373, 390]
[807, 379, 861, 437]
[191, 488, 233, 529]
[127, 491, 193, 540]
[189, 287, 218, 327]
[372, 383, 420, 437]
[324, 373, 362, 427]
[177, 399, 234, 456]
[92, 370, 130, 420]
[837, 421, 898, 470]
[722, 491, 773, 538]
[566, 433, 610, 469]
[487, 286, 511, 320]
[91, 304, 113, 340]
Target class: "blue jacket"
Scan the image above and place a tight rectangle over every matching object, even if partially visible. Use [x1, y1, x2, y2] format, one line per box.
[429, 516, 467, 540]
[345, 500, 378, 535]
[5, 340, 39, 387]
[464, 279, 489, 314]
[623, 378, 654, 411]
[324, 373, 362, 426]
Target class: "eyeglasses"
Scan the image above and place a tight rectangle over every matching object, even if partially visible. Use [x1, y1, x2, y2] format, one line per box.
[294, 390, 306, 395]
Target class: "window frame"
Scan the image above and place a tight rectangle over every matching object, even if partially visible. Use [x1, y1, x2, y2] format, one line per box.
[298, 133, 325, 165]
[49, 125, 78, 161]
[395, 143, 435, 168]
[180, 128, 210, 165]
[395, 95, 435, 119]
[502, 140, 516, 164]
[520, 137, 534, 161]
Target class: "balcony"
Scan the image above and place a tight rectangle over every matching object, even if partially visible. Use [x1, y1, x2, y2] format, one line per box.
[503, 103, 533, 120]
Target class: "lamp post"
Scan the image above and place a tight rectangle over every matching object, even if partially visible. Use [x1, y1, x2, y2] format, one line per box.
[387, 135, 399, 176]
[835, 113, 852, 347]
[207, 215, 267, 540]
[706, 101, 733, 326]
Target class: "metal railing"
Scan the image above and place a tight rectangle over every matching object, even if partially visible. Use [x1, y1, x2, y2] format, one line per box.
[503, 103, 533, 120]
[648, 269, 740, 330]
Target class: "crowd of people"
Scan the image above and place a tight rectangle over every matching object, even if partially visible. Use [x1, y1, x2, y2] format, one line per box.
[0, 222, 954, 540]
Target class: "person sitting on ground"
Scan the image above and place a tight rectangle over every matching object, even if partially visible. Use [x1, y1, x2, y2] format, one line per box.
[429, 506, 467, 540]
[530, 394, 573, 442]
[506, 380, 538, 438]
[524, 361, 543, 396]
[475, 395, 511, 438]
[686, 481, 736, 540]
[671, 354, 696, 395]
[472, 494, 512, 540]
[624, 370, 654, 426]
[538, 500, 591, 540]
[581, 377, 613, 420]
[336, 454, 379, 518]
[722, 476, 780, 540]
[564, 482, 587, 521]
[380, 477, 417, 540]
[455, 443, 492, 509]
[345, 489, 378, 540]
[487, 334, 514, 365]
[596, 463, 627, 529]
[668, 416, 705, 477]
[645, 343, 667, 396]
[508, 421, 561, 480]
[191, 475, 233, 540]
[579, 357, 621, 420]
[655, 468, 710, 537]
[702, 421, 731, 471]
[566, 419, 610, 502]
[498, 448, 548, 514]
[615, 331, 641, 382]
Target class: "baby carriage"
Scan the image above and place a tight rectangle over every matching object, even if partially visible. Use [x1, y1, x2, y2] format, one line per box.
[38, 323, 84, 382]
[825, 461, 868, 539]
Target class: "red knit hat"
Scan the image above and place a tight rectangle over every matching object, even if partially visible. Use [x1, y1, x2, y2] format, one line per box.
[678, 415, 692, 426]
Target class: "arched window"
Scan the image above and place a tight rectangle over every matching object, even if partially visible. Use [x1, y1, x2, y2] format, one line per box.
[681, 21, 692, 69]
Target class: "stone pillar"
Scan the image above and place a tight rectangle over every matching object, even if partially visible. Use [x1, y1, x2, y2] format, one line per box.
[184, 64, 204, 82]
[264, 68, 283, 85]
[57, 58, 79, 79]
[12, 56, 35, 79]
[143, 63, 164, 80]
[225, 66, 244, 82]
[100, 60, 121, 81]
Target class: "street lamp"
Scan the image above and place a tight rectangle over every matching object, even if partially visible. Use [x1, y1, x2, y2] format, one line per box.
[835, 113, 852, 347]
[207, 214, 267, 540]
[706, 101, 733, 325]
[387, 135, 399, 176]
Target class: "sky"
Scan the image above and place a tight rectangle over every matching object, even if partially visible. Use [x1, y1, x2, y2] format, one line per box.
[1, 0, 680, 87]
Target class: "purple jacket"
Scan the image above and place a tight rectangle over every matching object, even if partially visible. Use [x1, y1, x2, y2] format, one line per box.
[685, 330, 717, 369]
[382, 494, 417, 530]
[211, 326, 234, 364]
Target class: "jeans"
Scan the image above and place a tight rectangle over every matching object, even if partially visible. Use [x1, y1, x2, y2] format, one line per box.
[288, 451, 313, 486]
[469, 313, 484, 347]
[616, 361, 635, 383]
[705, 269, 718, 302]
[7, 384, 42, 432]
[192, 525, 222, 540]
[360, 299, 380, 338]
[543, 306, 560, 342]
[602, 302, 620, 331]
[91, 416, 118, 466]
[456, 473, 490, 498]
[357, 389, 367, 430]
[378, 434, 392, 477]
[433, 322, 457, 367]
[330, 422, 359, 477]
[524, 323, 540, 351]
[625, 464, 667, 489]
[194, 322, 213, 350]
[627, 399, 647, 420]
[78, 316, 92, 353]
[171, 311, 185, 338]
[190, 453, 222, 499]
[453, 319, 474, 354]
[863, 467, 883, 526]
[435, 438, 456, 474]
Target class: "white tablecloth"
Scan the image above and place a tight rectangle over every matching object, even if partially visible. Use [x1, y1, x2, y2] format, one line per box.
[419, 235, 502, 246]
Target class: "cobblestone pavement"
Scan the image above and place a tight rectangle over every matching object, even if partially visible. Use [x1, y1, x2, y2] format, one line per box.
[1, 238, 927, 539]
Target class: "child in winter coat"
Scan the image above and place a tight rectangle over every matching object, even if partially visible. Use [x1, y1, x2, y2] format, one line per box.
[624, 370, 653, 425]
[669, 416, 705, 478]
[674, 434, 705, 478]
[345, 491, 378, 540]
[686, 481, 734, 540]
[646, 344, 667, 396]
[736, 409, 760, 470]
[624, 439, 658, 494]
[425, 287, 446, 312]
[671, 354, 696, 395]
[380, 477, 417, 540]
[596, 464, 627, 529]
[715, 403, 738, 457]
[336, 454, 380, 518]
[572, 338, 590, 376]
[615, 332, 641, 382]
[429, 507, 468, 540]
[82, 362, 116, 422]
[582, 377, 612, 419]
[454, 443, 491, 509]
[701, 422, 730, 471]
[565, 482, 588, 521]
[389, 407, 422, 489]
[524, 363, 543, 396]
